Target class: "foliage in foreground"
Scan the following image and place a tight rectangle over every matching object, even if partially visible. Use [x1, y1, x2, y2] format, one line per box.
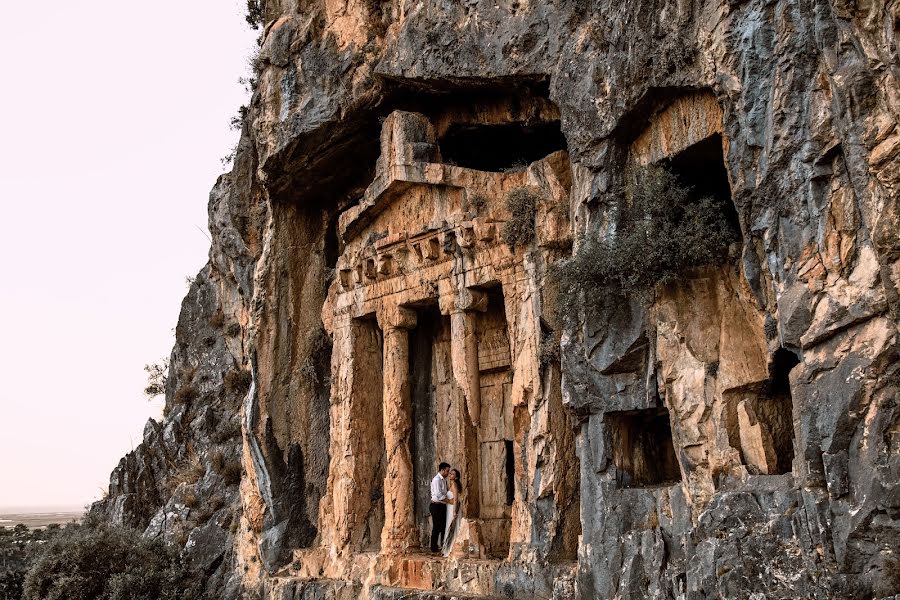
[22, 518, 201, 600]
[551, 165, 738, 320]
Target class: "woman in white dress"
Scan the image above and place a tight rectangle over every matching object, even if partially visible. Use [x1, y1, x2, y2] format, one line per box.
[442, 469, 463, 556]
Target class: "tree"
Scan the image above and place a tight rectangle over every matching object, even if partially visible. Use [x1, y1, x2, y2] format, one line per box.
[144, 358, 169, 399]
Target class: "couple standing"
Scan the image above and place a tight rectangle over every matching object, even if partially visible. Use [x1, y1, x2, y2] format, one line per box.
[429, 462, 463, 555]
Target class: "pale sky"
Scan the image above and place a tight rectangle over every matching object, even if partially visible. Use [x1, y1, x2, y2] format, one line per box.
[0, 1, 258, 510]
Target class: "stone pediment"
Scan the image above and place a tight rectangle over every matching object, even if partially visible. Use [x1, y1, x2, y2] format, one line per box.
[334, 111, 542, 298]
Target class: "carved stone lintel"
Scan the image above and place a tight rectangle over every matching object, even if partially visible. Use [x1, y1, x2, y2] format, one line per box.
[377, 305, 418, 331]
[456, 288, 489, 313]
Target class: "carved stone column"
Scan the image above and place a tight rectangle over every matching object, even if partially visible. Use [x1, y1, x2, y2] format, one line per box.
[443, 288, 488, 518]
[377, 305, 418, 554]
[447, 288, 488, 426]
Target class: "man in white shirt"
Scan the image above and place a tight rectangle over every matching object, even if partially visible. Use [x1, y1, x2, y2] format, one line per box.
[429, 462, 451, 553]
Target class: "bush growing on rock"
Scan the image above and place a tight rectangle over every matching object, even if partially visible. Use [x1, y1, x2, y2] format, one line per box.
[22, 519, 201, 600]
[224, 369, 252, 394]
[143, 358, 169, 399]
[551, 165, 738, 319]
[223, 460, 243, 486]
[501, 187, 541, 248]
[464, 192, 488, 214]
[167, 453, 206, 494]
[173, 384, 200, 405]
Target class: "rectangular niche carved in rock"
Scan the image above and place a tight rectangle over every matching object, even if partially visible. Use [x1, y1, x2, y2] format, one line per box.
[607, 408, 682, 489]
[736, 348, 799, 476]
[409, 305, 455, 550]
[475, 287, 514, 558]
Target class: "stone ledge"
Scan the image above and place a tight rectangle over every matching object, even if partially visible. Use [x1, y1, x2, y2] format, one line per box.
[371, 585, 507, 600]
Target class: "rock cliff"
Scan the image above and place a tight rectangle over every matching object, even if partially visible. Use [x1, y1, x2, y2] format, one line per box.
[94, 0, 899, 598]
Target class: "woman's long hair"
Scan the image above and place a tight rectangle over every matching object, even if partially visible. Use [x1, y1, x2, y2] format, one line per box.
[451, 469, 463, 493]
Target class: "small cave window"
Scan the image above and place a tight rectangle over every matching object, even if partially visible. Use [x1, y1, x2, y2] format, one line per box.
[504, 439, 515, 506]
[607, 408, 682, 489]
[438, 121, 567, 172]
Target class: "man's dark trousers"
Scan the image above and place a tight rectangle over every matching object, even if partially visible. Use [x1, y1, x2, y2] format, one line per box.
[429, 502, 447, 552]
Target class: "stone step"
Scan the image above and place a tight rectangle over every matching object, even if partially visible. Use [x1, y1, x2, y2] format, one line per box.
[371, 585, 506, 600]
[264, 577, 505, 600]
[264, 576, 360, 600]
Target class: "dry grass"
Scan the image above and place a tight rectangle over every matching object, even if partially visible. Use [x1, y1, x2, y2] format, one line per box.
[167, 453, 205, 494]
[210, 450, 225, 474]
[181, 489, 199, 509]
[224, 369, 252, 394]
[173, 384, 199, 405]
[501, 187, 540, 248]
[208, 312, 225, 329]
[223, 461, 242, 486]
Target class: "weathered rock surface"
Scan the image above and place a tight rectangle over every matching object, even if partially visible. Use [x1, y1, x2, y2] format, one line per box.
[96, 0, 899, 598]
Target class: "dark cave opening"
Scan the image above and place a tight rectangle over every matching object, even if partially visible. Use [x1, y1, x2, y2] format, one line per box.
[662, 134, 741, 236]
[409, 304, 443, 549]
[763, 348, 800, 475]
[438, 121, 567, 172]
[608, 408, 682, 489]
[324, 211, 340, 270]
[504, 439, 515, 506]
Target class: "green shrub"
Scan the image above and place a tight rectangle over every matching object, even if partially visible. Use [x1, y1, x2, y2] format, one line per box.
[0, 569, 25, 599]
[22, 522, 200, 600]
[501, 187, 541, 248]
[551, 165, 738, 319]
